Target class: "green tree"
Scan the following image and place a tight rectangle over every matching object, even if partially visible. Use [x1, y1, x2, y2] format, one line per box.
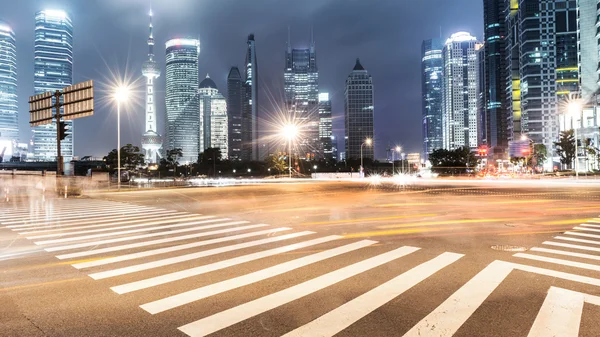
[266, 153, 287, 174]
[103, 144, 145, 171]
[554, 130, 576, 168]
[532, 144, 547, 168]
[159, 148, 183, 175]
[428, 146, 479, 175]
[198, 148, 222, 164]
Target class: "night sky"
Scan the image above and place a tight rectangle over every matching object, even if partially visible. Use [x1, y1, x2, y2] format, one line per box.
[3, 0, 482, 159]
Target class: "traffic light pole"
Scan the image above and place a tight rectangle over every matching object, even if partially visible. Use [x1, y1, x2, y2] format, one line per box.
[54, 90, 63, 176]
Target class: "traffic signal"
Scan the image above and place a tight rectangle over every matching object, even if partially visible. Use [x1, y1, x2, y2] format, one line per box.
[58, 121, 68, 141]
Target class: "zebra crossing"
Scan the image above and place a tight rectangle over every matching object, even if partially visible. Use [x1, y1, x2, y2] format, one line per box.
[3, 199, 600, 336]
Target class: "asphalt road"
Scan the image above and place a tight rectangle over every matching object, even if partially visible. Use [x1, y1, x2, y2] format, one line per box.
[2, 179, 600, 336]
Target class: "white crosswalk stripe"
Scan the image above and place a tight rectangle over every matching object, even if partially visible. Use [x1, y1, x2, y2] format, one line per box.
[43, 220, 247, 252]
[111, 234, 340, 294]
[14, 210, 182, 233]
[527, 287, 584, 337]
[177, 246, 421, 337]
[140, 240, 378, 314]
[72, 226, 288, 269]
[3, 206, 162, 224]
[281, 252, 463, 337]
[25, 214, 213, 239]
[55, 224, 274, 260]
[8, 200, 600, 337]
[34, 216, 219, 245]
[93, 231, 319, 281]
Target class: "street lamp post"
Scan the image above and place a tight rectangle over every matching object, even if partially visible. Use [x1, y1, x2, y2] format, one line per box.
[282, 124, 298, 179]
[360, 138, 372, 178]
[114, 86, 129, 190]
[394, 146, 401, 175]
[568, 102, 582, 179]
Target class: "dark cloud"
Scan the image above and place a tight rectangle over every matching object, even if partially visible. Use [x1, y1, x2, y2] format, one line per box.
[4, 0, 482, 158]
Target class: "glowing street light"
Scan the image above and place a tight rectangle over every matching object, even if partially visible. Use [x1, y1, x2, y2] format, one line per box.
[113, 85, 130, 190]
[281, 124, 298, 178]
[360, 138, 372, 178]
[568, 101, 582, 178]
[393, 146, 401, 174]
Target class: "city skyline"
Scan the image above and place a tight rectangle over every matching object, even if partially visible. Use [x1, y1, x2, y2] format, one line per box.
[1, 0, 482, 159]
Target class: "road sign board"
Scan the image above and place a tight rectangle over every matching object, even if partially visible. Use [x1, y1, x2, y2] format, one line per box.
[63, 80, 94, 120]
[28, 91, 54, 126]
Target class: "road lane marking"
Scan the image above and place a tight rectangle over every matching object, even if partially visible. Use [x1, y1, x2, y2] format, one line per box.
[1, 203, 146, 218]
[33, 216, 220, 245]
[530, 247, 600, 261]
[378, 218, 513, 229]
[281, 252, 463, 337]
[555, 235, 600, 245]
[403, 260, 600, 337]
[72, 225, 284, 268]
[573, 226, 600, 233]
[55, 224, 273, 260]
[543, 241, 600, 253]
[140, 240, 377, 313]
[177, 246, 420, 337]
[403, 259, 513, 337]
[2, 206, 160, 225]
[580, 223, 600, 229]
[301, 214, 437, 226]
[514, 253, 600, 271]
[343, 227, 449, 239]
[564, 231, 600, 239]
[110, 233, 333, 292]
[93, 231, 318, 281]
[44, 220, 245, 252]
[25, 214, 210, 239]
[527, 287, 583, 337]
[15, 210, 182, 233]
[541, 219, 594, 225]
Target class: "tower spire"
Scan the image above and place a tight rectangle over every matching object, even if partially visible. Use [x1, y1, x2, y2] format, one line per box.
[147, 8, 154, 61]
[287, 26, 291, 52]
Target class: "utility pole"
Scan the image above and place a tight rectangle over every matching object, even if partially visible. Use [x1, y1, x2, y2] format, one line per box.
[54, 90, 63, 176]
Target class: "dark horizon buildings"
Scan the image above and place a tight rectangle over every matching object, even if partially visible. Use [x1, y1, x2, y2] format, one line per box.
[345, 58, 374, 161]
[285, 30, 320, 160]
[421, 38, 443, 159]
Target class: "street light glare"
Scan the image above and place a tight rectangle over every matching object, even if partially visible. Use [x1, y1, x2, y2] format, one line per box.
[282, 124, 298, 140]
[395, 146, 401, 152]
[568, 101, 582, 116]
[365, 138, 372, 146]
[114, 85, 130, 102]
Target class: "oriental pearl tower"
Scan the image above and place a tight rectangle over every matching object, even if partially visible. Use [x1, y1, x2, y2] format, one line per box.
[141, 9, 162, 163]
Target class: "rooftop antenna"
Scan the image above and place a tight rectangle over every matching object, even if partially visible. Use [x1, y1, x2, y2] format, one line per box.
[287, 26, 291, 52]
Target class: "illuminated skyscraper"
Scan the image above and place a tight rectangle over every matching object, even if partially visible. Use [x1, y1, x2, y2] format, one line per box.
[285, 30, 320, 159]
[481, 0, 508, 154]
[0, 21, 18, 152]
[227, 66, 243, 160]
[318, 92, 333, 159]
[442, 32, 481, 151]
[141, 9, 162, 163]
[345, 58, 374, 160]
[199, 74, 228, 158]
[421, 38, 443, 159]
[165, 38, 200, 164]
[242, 34, 258, 161]
[32, 10, 73, 161]
[506, 0, 578, 164]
